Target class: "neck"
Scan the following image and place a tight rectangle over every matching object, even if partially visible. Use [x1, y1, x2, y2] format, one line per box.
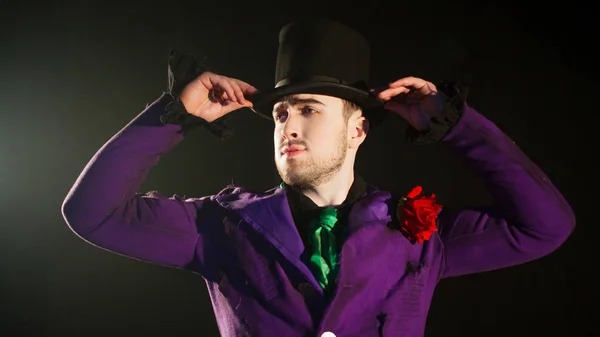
[300, 164, 355, 207]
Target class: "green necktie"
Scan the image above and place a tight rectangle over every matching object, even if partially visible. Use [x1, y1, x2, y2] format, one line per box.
[309, 207, 340, 291]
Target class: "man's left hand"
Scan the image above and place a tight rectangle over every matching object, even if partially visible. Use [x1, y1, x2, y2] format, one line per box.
[372, 77, 446, 132]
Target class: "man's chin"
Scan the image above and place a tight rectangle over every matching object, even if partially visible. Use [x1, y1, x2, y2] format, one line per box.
[278, 170, 306, 185]
[277, 159, 304, 171]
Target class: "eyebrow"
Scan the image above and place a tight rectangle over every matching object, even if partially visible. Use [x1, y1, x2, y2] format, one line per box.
[273, 97, 326, 115]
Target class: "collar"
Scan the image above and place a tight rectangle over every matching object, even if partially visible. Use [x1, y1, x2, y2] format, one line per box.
[283, 174, 367, 216]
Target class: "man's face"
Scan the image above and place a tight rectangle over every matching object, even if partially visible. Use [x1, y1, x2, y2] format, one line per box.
[273, 94, 349, 187]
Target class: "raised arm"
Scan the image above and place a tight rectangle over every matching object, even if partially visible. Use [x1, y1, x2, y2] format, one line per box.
[62, 94, 206, 268]
[376, 77, 575, 278]
[61, 51, 257, 271]
[436, 103, 575, 278]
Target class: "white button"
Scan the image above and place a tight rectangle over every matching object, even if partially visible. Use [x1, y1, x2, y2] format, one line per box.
[321, 332, 336, 337]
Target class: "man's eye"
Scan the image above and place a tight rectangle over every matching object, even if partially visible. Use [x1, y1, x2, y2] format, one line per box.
[274, 112, 286, 121]
[301, 106, 317, 114]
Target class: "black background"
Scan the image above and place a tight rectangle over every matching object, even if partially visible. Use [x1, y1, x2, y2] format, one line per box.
[1, 0, 596, 336]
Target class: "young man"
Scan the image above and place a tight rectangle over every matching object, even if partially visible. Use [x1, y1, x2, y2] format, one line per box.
[61, 19, 575, 337]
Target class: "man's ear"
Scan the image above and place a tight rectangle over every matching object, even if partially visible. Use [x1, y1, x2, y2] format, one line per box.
[349, 114, 369, 149]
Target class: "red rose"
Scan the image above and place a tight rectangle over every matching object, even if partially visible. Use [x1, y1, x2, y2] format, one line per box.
[397, 186, 443, 244]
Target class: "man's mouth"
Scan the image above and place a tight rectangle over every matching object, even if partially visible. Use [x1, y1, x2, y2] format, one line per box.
[283, 149, 305, 158]
[281, 145, 306, 158]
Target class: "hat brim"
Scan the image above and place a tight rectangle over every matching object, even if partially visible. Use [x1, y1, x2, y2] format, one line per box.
[246, 81, 389, 126]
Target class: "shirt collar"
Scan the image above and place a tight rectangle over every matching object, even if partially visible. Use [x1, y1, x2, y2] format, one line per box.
[283, 174, 368, 217]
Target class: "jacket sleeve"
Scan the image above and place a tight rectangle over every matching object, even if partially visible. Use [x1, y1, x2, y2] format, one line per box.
[436, 103, 575, 278]
[61, 93, 222, 271]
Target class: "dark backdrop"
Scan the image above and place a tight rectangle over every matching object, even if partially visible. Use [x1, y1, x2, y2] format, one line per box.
[1, 0, 596, 336]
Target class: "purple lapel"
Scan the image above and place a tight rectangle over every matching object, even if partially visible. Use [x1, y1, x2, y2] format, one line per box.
[215, 185, 397, 301]
[345, 187, 394, 236]
[318, 189, 406, 334]
[216, 186, 323, 293]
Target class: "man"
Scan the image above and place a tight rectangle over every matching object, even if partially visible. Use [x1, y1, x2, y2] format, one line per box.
[61, 19, 575, 336]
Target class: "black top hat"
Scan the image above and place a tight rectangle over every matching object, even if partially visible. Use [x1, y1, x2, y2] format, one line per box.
[248, 19, 386, 125]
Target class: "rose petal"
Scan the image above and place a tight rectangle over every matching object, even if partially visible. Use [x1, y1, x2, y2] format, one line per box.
[406, 186, 423, 199]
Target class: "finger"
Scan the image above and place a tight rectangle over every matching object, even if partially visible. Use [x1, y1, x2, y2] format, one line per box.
[389, 76, 429, 90]
[425, 81, 437, 93]
[395, 78, 437, 99]
[235, 81, 258, 106]
[228, 80, 247, 104]
[216, 79, 239, 104]
[377, 86, 411, 101]
[408, 82, 438, 102]
[392, 78, 430, 99]
[234, 80, 258, 105]
[245, 85, 259, 95]
[235, 79, 259, 95]
[200, 73, 217, 90]
[413, 81, 436, 96]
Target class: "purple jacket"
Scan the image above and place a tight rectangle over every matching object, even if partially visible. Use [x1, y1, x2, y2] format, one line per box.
[61, 94, 575, 337]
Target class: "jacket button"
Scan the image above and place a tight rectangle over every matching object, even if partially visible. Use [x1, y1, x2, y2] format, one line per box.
[321, 332, 336, 337]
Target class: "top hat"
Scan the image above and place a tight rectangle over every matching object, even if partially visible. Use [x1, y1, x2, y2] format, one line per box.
[248, 19, 387, 126]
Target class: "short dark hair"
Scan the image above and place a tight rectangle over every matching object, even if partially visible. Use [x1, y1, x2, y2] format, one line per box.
[342, 99, 362, 121]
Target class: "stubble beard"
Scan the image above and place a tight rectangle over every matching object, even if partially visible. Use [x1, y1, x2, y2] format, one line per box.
[276, 129, 348, 189]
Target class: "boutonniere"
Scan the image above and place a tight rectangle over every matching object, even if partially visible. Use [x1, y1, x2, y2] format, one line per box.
[396, 186, 443, 244]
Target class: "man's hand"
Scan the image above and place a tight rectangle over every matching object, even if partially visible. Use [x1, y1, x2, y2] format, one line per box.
[180, 72, 258, 123]
[372, 77, 445, 132]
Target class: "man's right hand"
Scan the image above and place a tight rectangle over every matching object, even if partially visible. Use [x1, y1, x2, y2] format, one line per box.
[179, 72, 258, 123]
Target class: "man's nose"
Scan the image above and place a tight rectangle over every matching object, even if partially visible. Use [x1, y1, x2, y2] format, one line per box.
[281, 115, 300, 139]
